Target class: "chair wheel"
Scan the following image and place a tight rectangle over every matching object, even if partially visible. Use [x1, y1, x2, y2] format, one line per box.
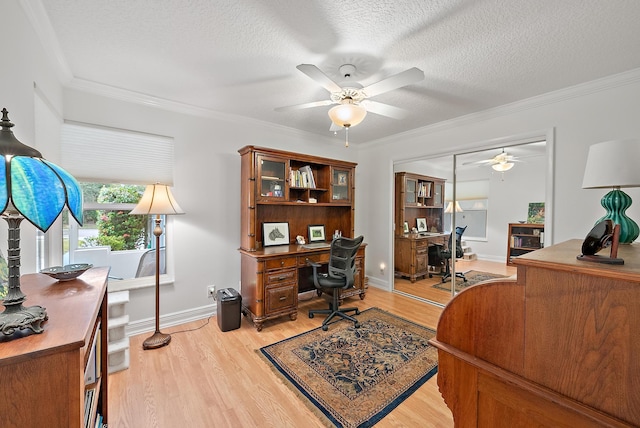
[355, 309, 360, 315]
[322, 325, 328, 331]
[309, 313, 314, 318]
[354, 322, 360, 328]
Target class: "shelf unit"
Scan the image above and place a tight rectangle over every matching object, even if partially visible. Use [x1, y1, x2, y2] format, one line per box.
[394, 172, 445, 236]
[239, 146, 356, 251]
[507, 222, 544, 265]
[0, 267, 109, 428]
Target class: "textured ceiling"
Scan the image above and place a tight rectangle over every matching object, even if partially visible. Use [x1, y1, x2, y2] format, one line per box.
[32, 0, 640, 145]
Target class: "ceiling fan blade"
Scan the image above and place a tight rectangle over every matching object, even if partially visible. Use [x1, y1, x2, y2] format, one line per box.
[362, 67, 424, 97]
[296, 64, 343, 93]
[361, 100, 409, 119]
[274, 99, 333, 112]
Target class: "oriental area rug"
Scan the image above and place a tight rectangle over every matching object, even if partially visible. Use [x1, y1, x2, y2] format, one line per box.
[259, 308, 438, 428]
[432, 270, 508, 292]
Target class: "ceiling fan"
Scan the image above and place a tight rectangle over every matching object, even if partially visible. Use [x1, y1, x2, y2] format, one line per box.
[275, 63, 424, 146]
[464, 149, 522, 172]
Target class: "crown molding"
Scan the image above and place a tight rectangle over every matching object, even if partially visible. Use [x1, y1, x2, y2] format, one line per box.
[366, 67, 640, 148]
[20, 0, 73, 83]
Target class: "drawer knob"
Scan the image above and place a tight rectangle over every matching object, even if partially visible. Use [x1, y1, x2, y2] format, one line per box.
[278, 276, 287, 280]
[279, 296, 286, 301]
[281, 261, 285, 266]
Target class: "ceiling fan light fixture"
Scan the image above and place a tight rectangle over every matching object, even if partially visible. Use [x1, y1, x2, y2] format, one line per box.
[492, 162, 514, 172]
[328, 100, 367, 128]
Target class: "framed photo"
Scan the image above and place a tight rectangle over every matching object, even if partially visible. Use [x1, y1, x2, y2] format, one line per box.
[263, 222, 290, 247]
[527, 202, 545, 224]
[403, 221, 409, 234]
[337, 172, 348, 186]
[416, 218, 427, 233]
[308, 224, 326, 242]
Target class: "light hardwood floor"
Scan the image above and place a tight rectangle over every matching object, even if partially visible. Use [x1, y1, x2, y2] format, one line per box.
[108, 286, 455, 427]
[394, 259, 517, 304]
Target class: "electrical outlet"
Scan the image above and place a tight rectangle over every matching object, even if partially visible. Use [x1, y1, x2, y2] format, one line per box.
[207, 285, 216, 298]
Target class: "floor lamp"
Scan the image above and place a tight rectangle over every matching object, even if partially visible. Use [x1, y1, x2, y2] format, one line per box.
[130, 184, 184, 350]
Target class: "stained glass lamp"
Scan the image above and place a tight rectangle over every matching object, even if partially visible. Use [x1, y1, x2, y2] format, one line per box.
[582, 139, 640, 244]
[0, 108, 83, 336]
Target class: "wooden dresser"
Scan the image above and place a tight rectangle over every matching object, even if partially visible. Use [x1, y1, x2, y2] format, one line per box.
[0, 267, 109, 428]
[430, 240, 640, 427]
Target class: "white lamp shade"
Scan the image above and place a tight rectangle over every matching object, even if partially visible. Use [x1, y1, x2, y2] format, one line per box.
[130, 183, 185, 215]
[492, 162, 514, 172]
[582, 139, 640, 189]
[328, 102, 367, 127]
[445, 201, 463, 213]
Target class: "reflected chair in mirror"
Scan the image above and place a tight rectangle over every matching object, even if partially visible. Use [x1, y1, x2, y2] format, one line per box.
[440, 226, 468, 283]
[135, 247, 166, 278]
[308, 235, 364, 331]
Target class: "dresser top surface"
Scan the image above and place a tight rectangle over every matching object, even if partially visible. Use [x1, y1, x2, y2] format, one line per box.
[514, 239, 640, 282]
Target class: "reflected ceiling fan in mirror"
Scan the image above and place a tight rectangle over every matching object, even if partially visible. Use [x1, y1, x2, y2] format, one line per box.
[275, 63, 424, 146]
[464, 148, 523, 172]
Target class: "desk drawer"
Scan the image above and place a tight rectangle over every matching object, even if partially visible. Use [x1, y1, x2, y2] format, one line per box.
[265, 268, 296, 285]
[265, 257, 297, 270]
[265, 283, 296, 313]
[300, 252, 330, 266]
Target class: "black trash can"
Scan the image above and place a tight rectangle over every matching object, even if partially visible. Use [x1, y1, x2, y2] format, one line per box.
[216, 288, 242, 332]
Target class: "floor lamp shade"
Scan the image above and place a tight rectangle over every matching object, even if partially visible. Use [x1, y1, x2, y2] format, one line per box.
[130, 183, 183, 349]
[0, 108, 83, 337]
[582, 139, 640, 243]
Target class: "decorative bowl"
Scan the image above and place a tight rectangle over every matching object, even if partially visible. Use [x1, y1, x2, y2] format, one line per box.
[40, 263, 93, 281]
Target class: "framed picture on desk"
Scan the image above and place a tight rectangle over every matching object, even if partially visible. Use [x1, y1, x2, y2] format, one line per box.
[308, 224, 326, 242]
[416, 218, 427, 233]
[263, 222, 290, 247]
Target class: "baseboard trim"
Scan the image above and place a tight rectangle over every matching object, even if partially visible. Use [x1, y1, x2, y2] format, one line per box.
[126, 304, 216, 337]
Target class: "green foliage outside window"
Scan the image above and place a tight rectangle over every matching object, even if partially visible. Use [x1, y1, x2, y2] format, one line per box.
[80, 184, 148, 251]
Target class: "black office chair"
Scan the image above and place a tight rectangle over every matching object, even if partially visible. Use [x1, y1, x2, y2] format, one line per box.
[308, 235, 364, 331]
[440, 226, 467, 283]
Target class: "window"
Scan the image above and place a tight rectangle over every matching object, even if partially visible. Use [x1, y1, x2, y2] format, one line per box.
[51, 122, 175, 289]
[63, 182, 165, 280]
[444, 199, 488, 240]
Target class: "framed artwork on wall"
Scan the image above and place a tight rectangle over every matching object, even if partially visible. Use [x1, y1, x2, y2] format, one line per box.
[263, 222, 290, 247]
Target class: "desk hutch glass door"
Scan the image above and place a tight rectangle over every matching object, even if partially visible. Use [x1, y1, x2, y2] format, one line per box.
[331, 167, 351, 202]
[257, 155, 287, 201]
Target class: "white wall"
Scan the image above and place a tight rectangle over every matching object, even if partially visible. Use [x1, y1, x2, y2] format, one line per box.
[0, 2, 64, 274]
[360, 70, 640, 290]
[61, 88, 359, 324]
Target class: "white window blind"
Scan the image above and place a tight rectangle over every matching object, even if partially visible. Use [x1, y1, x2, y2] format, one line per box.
[61, 122, 174, 185]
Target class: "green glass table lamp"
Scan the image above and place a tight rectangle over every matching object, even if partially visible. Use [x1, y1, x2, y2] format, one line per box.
[582, 139, 640, 244]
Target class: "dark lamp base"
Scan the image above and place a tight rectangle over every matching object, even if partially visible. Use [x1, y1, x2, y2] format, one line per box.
[142, 331, 171, 350]
[0, 304, 48, 336]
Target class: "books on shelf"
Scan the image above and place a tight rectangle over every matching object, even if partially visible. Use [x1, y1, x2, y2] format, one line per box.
[417, 182, 431, 197]
[289, 165, 316, 188]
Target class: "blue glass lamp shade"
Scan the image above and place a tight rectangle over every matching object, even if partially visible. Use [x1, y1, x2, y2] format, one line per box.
[0, 157, 83, 232]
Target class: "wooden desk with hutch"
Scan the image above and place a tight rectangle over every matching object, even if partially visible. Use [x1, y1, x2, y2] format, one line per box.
[394, 172, 447, 281]
[430, 240, 640, 427]
[0, 267, 109, 428]
[238, 146, 366, 331]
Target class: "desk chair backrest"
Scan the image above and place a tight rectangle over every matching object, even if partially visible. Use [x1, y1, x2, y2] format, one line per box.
[135, 247, 166, 277]
[327, 235, 364, 288]
[449, 226, 467, 259]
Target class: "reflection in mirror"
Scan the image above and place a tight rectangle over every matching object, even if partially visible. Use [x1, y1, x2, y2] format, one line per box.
[393, 139, 548, 307]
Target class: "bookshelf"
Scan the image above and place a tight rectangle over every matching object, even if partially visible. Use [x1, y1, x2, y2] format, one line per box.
[507, 223, 544, 265]
[0, 267, 109, 427]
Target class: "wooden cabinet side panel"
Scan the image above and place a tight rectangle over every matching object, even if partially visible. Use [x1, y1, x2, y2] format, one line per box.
[240, 150, 256, 251]
[524, 267, 640, 424]
[0, 351, 78, 427]
[436, 351, 478, 428]
[240, 254, 262, 318]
